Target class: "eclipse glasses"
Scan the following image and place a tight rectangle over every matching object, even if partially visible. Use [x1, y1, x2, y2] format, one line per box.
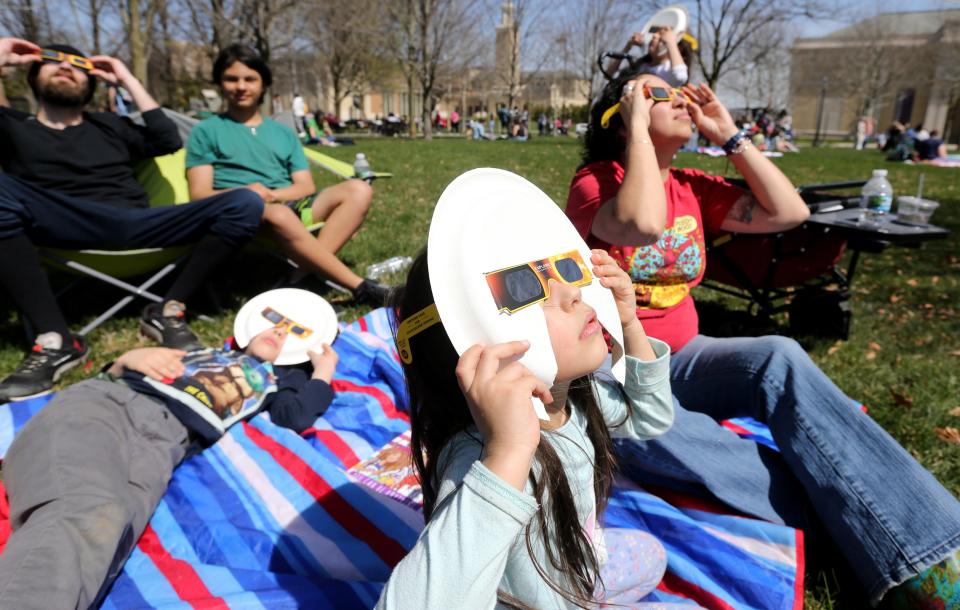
[485, 250, 593, 315]
[40, 49, 94, 72]
[261, 307, 313, 339]
[600, 84, 687, 129]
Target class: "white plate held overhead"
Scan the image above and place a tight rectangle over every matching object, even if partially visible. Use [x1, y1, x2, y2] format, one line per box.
[641, 4, 690, 57]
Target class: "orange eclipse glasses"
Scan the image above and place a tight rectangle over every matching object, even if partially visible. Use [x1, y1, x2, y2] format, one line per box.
[485, 250, 593, 315]
[261, 307, 313, 339]
[40, 49, 94, 72]
[600, 84, 688, 129]
[644, 85, 687, 103]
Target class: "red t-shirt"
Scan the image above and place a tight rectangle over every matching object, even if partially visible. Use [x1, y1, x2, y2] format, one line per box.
[565, 161, 743, 351]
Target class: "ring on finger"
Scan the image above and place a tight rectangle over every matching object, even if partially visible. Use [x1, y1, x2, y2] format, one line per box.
[624, 84, 635, 92]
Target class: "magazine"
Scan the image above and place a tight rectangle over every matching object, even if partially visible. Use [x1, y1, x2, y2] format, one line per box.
[348, 430, 423, 509]
[124, 349, 277, 441]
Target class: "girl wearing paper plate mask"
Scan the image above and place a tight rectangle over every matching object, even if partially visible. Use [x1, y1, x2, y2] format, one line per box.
[379, 169, 694, 609]
[564, 65, 960, 607]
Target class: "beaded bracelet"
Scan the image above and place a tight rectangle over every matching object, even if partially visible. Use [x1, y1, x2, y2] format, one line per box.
[722, 130, 749, 156]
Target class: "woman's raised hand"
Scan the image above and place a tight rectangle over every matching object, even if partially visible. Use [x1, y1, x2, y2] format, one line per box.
[619, 79, 654, 135]
[456, 341, 550, 465]
[681, 82, 739, 146]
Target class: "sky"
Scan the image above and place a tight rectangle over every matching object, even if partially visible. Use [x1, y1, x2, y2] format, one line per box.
[44, 0, 960, 113]
[598, 0, 960, 42]
[794, 0, 960, 38]
[605, 0, 960, 110]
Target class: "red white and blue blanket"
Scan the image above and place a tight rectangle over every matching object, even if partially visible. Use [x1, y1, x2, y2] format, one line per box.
[0, 309, 803, 609]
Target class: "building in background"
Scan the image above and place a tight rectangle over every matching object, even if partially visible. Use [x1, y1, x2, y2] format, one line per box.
[790, 8, 960, 143]
[270, 0, 589, 127]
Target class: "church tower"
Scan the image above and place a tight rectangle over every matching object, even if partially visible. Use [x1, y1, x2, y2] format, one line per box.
[494, 1, 520, 98]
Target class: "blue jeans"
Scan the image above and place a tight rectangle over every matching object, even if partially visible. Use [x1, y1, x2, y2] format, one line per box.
[0, 174, 263, 248]
[616, 334, 960, 604]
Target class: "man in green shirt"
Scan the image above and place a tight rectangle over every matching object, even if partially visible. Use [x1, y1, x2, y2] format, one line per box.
[186, 44, 387, 305]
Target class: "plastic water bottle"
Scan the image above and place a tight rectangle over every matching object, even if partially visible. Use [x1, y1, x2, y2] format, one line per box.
[353, 153, 373, 180]
[859, 169, 893, 223]
[367, 256, 413, 280]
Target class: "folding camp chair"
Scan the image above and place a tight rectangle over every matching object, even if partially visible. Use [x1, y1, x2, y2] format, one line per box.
[700, 179, 949, 339]
[39, 109, 392, 336]
[39, 150, 196, 337]
[271, 111, 393, 181]
[302, 147, 393, 181]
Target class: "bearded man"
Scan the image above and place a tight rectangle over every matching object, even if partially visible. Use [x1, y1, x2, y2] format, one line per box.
[0, 38, 265, 400]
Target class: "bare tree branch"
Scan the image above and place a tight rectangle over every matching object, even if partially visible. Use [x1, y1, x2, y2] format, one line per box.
[694, 0, 833, 88]
[384, 0, 479, 139]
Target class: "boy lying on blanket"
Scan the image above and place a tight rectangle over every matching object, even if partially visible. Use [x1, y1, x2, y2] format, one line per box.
[0, 289, 339, 610]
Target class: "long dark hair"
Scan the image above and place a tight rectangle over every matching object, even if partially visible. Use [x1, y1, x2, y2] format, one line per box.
[581, 64, 651, 167]
[391, 249, 625, 608]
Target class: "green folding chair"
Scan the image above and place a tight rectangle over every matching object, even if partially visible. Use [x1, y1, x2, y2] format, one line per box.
[38, 109, 390, 335]
[301, 147, 393, 181]
[271, 110, 393, 181]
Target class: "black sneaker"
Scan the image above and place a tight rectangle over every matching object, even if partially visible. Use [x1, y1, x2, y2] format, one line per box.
[352, 279, 391, 307]
[0, 336, 89, 402]
[140, 303, 204, 351]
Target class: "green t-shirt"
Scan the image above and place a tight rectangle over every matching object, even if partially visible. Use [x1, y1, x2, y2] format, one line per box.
[186, 114, 308, 190]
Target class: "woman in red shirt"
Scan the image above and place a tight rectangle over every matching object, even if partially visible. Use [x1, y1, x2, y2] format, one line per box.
[565, 70, 960, 608]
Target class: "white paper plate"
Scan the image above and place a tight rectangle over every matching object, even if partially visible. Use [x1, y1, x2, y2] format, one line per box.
[233, 288, 338, 365]
[643, 5, 689, 56]
[427, 168, 625, 417]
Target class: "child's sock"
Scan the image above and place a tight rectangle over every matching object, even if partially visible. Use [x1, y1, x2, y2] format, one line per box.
[885, 548, 960, 609]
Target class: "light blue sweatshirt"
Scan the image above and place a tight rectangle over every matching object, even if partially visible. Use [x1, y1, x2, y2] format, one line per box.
[376, 339, 674, 609]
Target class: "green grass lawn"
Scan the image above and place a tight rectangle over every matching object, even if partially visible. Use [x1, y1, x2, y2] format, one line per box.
[3, 136, 957, 607]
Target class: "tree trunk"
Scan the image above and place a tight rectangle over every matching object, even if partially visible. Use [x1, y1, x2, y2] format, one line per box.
[252, 1, 270, 63]
[88, 0, 101, 53]
[20, 0, 41, 42]
[210, 0, 225, 52]
[127, 0, 148, 84]
[159, 3, 176, 107]
[421, 88, 433, 140]
[407, 75, 417, 137]
[333, 79, 342, 119]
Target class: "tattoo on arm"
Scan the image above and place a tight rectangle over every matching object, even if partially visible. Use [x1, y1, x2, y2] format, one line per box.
[728, 193, 758, 224]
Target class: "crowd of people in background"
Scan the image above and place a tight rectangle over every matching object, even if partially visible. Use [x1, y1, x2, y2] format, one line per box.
[433, 104, 579, 141]
[733, 108, 799, 153]
[876, 119, 950, 163]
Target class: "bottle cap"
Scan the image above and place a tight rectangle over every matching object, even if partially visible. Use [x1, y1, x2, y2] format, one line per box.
[872, 169, 887, 177]
[356, 153, 366, 159]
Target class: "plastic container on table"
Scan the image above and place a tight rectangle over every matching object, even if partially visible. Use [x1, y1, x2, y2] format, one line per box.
[896, 196, 939, 224]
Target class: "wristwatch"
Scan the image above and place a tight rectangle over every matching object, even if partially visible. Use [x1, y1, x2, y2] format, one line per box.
[722, 130, 750, 156]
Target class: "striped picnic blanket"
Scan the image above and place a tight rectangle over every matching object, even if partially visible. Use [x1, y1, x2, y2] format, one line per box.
[0, 309, 803, 609]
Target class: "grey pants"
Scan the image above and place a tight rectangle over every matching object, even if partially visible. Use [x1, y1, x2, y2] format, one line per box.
[0, 379, 189, 610]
